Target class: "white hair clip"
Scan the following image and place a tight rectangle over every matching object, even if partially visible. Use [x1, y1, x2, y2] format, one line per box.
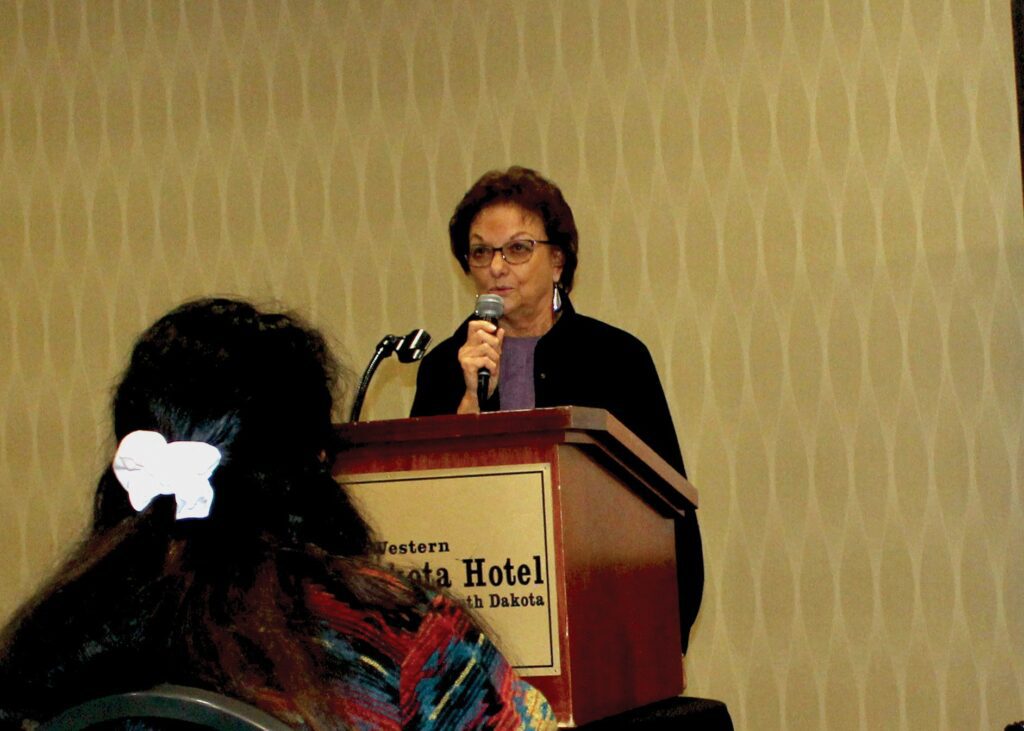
[112, 430, 222, 520]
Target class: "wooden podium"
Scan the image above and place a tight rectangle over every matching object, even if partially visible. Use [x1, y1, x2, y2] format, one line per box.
[333, 407, 698, 727]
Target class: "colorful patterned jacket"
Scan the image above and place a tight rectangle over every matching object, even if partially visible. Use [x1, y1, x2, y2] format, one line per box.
[258, 577, 557, 730]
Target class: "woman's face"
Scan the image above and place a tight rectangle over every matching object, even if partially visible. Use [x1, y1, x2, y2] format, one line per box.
[467, 203, 564, 337]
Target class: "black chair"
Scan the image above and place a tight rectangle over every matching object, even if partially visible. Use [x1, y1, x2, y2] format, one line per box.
[37, 684, 293, 731]
[578, 696, 734, 730]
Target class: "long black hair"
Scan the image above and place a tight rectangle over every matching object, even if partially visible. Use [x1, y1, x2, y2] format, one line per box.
[0, 298, 407, 729]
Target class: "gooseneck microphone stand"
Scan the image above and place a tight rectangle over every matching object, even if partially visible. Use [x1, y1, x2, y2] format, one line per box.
[349, 329, 430, 422]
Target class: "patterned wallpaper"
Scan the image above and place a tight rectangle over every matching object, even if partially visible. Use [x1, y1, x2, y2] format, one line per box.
[1, 1, 1022, 728]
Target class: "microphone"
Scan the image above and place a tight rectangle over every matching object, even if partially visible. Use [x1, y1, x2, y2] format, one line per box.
[394, 328, 430, 363]
[473, 294, 504, 408]
[349, 329, 432, 422]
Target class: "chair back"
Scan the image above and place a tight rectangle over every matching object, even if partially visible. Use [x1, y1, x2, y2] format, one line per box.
[37, 684, 293, 731]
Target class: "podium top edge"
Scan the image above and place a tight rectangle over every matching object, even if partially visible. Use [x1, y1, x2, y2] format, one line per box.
[335, 407, 698, 509]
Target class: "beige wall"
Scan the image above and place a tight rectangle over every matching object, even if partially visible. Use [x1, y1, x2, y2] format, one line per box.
[1, 1, 1022, 728]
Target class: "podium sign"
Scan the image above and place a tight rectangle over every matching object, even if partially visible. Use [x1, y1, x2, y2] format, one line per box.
[342, 463, 561, 676]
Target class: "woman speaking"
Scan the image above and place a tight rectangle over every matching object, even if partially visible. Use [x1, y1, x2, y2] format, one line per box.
[411, 166, 704, 658]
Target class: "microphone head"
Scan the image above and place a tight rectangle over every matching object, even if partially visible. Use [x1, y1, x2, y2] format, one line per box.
[474, 294, 504, 324]
[395, 329, 431, 363]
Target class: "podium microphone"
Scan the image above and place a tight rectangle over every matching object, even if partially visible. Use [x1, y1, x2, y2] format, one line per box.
[473, 294, 503, 408]
[349, 328, 431, 422]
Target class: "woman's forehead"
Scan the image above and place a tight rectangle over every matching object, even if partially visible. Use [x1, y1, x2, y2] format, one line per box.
[470, 202, 544, 235]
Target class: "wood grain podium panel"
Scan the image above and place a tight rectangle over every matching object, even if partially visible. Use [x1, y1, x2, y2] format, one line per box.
[556, 446, 681, 721]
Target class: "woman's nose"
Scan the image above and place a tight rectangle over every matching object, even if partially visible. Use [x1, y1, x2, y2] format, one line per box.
[489, 249, 509, 275]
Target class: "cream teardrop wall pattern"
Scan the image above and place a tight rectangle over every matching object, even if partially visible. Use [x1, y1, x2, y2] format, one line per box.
[0, 1, 1021, 728]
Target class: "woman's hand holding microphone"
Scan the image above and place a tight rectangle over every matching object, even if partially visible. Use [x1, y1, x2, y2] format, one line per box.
[457, 294, 505, 414]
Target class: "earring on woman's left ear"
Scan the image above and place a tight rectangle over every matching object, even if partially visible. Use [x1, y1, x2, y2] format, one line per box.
[552, 283, 563, 313]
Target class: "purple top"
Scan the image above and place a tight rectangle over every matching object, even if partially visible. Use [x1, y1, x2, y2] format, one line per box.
[499, 336, 540, 411]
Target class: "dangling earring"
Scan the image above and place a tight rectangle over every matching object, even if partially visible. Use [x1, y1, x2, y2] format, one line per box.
[552, 282, 563, 313]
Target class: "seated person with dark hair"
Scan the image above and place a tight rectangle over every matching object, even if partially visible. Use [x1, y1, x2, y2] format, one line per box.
[0, 297, 555, 730]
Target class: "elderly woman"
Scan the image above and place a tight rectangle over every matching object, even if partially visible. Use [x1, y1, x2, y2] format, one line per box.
[411, 166, 704, 658]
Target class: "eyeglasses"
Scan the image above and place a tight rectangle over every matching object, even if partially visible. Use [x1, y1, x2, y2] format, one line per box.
[465, 239, 552, 267]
